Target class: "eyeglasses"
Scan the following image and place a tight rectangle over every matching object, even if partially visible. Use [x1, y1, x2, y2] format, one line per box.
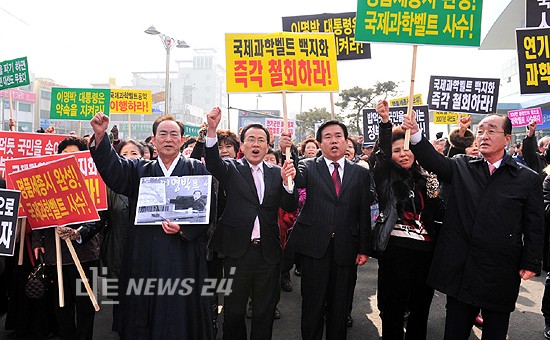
[475, 129, 507, 137]
[244, 137, 267, 145]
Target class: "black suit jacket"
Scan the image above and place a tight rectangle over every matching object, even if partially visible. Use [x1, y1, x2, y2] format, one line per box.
[205, 143, 297, 264]
[288, 156, 373, 265]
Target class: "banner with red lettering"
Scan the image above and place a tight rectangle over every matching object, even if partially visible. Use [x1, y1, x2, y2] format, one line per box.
[5, 151, 107, 218]
[8, 156, 100, 229]
[0, 131, 69, 178]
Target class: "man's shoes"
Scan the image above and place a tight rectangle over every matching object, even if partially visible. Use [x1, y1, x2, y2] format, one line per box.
[474, 313, 483, 328]
[274, 307, 281, 319]
[294, 268, 302, 277]
[544, 326, 550, 339]
[346, 315, 353, 327]
[246, 304, 253, 319]
[281, 279, 293, 292]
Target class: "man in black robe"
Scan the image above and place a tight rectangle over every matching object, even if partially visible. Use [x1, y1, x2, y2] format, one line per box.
[89, 112, 214, 340]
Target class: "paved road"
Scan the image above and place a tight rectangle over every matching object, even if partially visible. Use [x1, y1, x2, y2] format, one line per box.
[1, 258, 546, 339]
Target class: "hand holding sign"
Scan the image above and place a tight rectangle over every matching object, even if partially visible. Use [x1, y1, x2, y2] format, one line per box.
[527, 120, 537, 137]
[401, 113, 420, 136]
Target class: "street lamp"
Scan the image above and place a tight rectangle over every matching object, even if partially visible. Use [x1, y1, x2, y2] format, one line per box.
[145, 25, 189, 115]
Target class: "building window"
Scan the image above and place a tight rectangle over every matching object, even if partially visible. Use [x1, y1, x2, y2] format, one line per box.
[41, 90, 51, 100]
[19, 103, 31, 112]
[40, 109, 49, 118]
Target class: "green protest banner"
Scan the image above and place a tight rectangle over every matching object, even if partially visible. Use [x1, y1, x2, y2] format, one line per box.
[355, 1, 483, 47]
[50, 88, 110, 120]
[0, 57, 30, 90]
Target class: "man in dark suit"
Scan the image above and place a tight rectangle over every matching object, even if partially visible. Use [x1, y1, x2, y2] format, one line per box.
[204, 107, 297, 340]
[282, 120, 373, 340]
[396, 101, 544, 339]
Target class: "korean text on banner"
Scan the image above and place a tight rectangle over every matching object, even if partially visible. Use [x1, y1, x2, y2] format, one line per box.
[9, 156, 100, 229]
[0, 57, 30, 91]
[355, 0, 483, 47]
[282, 12, 371, 60]
[516, 28, 550, 95]
[0, 189, 21, 256]
[110, 89, 152, 114]
[225, 32, 339, 93]
[5, 151, 108, 218]
[50, 88, 110, 120]
[427, 76, 499, 114]
[508, 107, 543, 127]
[363, 105, 430, 145]
[0, 131, 69, 178]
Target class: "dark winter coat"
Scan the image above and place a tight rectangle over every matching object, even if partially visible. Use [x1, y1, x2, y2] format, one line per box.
[411, 136, 544, 312]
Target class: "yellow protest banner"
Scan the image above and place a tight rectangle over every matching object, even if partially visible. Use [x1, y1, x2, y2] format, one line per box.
[110, 89, 152, 114]
[225, 32, 339, 93]
[433, 111, 466, 125]
[389, 94, 423, 107]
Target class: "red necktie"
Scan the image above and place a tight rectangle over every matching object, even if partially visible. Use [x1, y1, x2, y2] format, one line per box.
[331, 162, 341, 196]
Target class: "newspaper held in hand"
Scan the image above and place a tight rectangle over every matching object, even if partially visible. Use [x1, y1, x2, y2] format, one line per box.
[134, 175, 212, 225]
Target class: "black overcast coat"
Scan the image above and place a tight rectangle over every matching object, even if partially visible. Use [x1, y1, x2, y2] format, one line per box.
[411, 136, 544, 312]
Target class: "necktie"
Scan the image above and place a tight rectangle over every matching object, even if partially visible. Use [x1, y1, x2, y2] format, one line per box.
[251, 165, 264, 239]
[332, 162, 341, 196]
[488, 163, 496, 175]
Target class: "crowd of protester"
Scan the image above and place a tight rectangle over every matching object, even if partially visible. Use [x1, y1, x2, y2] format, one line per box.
[0, 104, 549, 340]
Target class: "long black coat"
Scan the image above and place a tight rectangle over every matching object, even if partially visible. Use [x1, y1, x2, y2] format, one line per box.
[90, 133, 213, 340]
[411, 137, 544, 312]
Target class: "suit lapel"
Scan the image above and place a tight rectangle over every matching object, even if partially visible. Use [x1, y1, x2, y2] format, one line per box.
[237, 158, 260, 202]
[316, 156, 337, 197]
[340, 160, 355, 196]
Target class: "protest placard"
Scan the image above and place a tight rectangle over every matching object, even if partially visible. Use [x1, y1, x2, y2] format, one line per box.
[0, 57, 30, 90]
[225, 32, 339, 93]
[5, 151, 107, 216]
[282, 12, 371, 60]
[427, 76, 500, 114]
[516, 28, 550, 95]
[362, 105, 430, 144]
[8, 156, 99, 229]
[508, 107, 543, 127]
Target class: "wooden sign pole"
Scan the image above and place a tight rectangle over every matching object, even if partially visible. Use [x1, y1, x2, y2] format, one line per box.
[65, 239, 100, 311]
[404, 44, 418, 150]
[55, 232, 64, 307]
[17, 218, 26, 265]
[281, 91, 294, 191]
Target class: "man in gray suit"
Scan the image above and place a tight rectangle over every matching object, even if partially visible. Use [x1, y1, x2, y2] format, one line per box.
[283, 120, 373, 340]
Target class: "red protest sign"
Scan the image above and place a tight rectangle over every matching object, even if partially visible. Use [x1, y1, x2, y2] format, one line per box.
[5, 151, 107, 217]
[0, 131, 69, 178]
[8, 156, 99, 229]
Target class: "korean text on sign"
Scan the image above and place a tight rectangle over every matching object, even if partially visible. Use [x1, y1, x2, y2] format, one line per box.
[110, 89, 152, 114]
[4, 151, 108, 218]
[0, 189, 20, 256]
[50, 88, 110, 120]
[507, 107, 543, 127]
[0, 131, 68, 178]
[516, 27, 550, 95]
[8, 156, 99, 229]
[362, 105, 430, 144]
[265, 119, 296, 136]
[225, 32, 339, 93]
[282, 12, 371, 61]
[427, 76, 500, 114]
[0, 57, 30, 91]
[355, 0, 483, 47]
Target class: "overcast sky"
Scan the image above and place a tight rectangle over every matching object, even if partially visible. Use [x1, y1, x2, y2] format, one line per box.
[1, 0, 517, 123]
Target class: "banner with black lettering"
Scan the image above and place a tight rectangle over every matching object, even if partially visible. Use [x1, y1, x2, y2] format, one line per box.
[362, 105, 430, 145]
[427, 76, 499, 114]
[516, 27, 550, 95]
